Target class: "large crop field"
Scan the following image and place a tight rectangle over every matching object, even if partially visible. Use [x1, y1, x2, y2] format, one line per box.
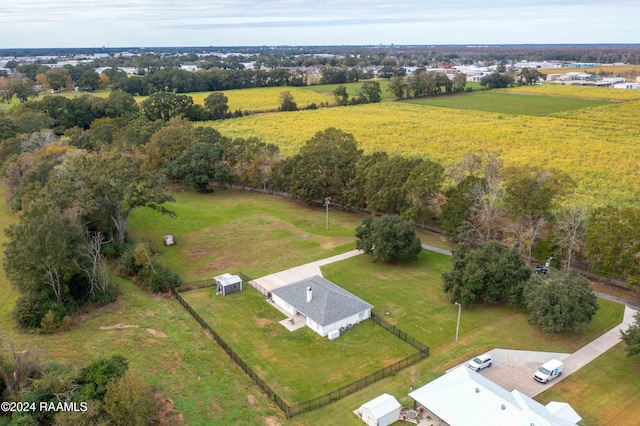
[208, 97, 640, 206]
[504, 84, 640, 101]
[405, 91, 611, 116]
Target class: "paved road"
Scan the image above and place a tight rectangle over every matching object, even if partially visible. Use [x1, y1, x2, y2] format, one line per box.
[421, 243, 452, 256]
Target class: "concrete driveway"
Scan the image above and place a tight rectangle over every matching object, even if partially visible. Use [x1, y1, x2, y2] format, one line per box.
[470, 305, 637, 397]
[252, 249, 362, 292]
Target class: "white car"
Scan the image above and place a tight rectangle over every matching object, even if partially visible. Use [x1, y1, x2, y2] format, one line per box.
[467, 354, 492, 371]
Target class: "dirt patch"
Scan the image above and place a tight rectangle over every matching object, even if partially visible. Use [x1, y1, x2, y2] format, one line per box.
[254, 317, 271, 328]
[99, 324, 139, 330]
[70, 298, 122, 327]
[264, 417, 282, 426]
[154, 394, 184, 426]
[245, 394, 258, 406]
[147, 328, 168, 338]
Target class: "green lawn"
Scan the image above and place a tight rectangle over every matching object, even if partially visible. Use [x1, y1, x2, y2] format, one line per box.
[303, 80, 393, 100]
[182, 287, 418, 403]
[536, 344, 640, 426]
[404, 90, 612, 116]
[127, 187, 365, 281]
[1, 185, 635, 426]
[0, 185, 279, 425]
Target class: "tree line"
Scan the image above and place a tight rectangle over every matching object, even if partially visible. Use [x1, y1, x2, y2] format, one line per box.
[1, 91, 639, 332]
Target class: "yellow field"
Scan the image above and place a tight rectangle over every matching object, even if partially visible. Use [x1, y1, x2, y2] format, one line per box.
[134, 87, 334, 112]
[554, 100, 640, 126]
[207, 101, 640, 206]
[504, 85, 640, 101]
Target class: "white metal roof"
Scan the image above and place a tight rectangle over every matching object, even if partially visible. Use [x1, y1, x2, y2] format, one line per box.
[360, 393, 401, 419]
[408, 366, 578, 426]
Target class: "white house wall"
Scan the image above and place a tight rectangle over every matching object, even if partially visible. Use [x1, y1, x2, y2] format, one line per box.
[319, 308, 371, 337]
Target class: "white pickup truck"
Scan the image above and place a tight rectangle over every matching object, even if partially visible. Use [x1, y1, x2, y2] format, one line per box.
[533, 359, 564, 383]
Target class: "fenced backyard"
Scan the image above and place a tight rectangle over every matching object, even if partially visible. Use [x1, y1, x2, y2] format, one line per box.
[171, 275, 430, 418]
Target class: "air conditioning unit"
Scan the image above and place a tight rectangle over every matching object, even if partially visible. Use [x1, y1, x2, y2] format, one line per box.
[328, 330, 340, 340]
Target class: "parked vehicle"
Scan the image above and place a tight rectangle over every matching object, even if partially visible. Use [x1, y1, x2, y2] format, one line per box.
[533, 359, 564, 383]
[467, 353, 492, 371]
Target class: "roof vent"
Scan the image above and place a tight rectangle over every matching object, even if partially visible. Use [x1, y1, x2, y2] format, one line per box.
[475, 387, 480, 393]
[501, 404, 506, 410]
[307, 287, 312, 303]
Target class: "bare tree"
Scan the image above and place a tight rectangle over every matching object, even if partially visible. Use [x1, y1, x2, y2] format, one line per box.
[453, 152, 504, 243]
[75, 232, 112, 300]
[42, 259, 64, 304]
[554, 206, 588, 269]
[21, 129, 56, 152]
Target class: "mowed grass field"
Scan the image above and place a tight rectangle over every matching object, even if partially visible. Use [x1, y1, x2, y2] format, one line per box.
[536, 344, 640, 426]
[404, 90, 612, 116]
[0, 189, 280, 425]
[207, 97, 640, 206]
[127, 188, 364, 281]
[1, 186, 636, 425]
[182, 287, 417, 403]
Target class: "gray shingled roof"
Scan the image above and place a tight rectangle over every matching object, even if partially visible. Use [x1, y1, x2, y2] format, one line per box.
[272, 276, 373, 326]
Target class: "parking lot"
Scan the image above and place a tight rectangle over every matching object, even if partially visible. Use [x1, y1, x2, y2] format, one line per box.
[478, 349, 570, 397]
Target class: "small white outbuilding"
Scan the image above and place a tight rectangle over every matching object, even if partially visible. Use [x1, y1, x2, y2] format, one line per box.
[358, 393, 401, 426]
[214, 273, 242, 296]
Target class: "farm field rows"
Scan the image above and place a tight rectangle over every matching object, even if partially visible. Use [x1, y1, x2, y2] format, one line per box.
[404, 90, 611, 116]
[504, 84, 640, 101]
[208, 100, 640, 206]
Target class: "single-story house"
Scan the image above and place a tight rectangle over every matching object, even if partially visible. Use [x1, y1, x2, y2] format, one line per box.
[271, 275, 373, 337]
[358, 393, 401, 426]
[408, 366, 581, 426]
[214, 273, 242, 296]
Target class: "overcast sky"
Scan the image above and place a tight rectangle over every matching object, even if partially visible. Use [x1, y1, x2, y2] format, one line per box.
[2, 0, 639, 48]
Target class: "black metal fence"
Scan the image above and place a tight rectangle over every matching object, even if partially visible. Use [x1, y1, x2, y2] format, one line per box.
[171, 276, 431, 418]
[238, 272, 270, 296]
[175, 278, 214, 292]
[371, 313, 430, 356]
[171, 288, 291, 415]
[288, 349, 427, 417]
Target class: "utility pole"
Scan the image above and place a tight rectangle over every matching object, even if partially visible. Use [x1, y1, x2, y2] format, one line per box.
[455, 302, 461, 342]
[324, 197, 331, 231]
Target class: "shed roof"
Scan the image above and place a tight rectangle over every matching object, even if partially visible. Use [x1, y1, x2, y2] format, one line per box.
[360, 393, 401, 419]
[409, 366, 579, 426]
[271, 275, 372, 326]
[214, 273, 242, 287]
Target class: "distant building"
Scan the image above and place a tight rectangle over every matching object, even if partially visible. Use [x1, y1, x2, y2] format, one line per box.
[569, 62, 598, 68]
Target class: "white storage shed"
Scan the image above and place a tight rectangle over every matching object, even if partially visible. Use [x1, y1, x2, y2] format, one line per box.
[358, 393, 401, 426]
[214, 273, 242, 296]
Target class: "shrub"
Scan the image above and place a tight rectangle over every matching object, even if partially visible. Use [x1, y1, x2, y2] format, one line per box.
[76, 354, 129, 402]
[104, 371, 157, 426]
[137, 264, 181, 292]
